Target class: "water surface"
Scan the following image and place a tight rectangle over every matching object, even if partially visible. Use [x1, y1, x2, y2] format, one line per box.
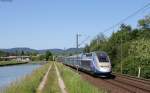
[0, 64, 41, 89]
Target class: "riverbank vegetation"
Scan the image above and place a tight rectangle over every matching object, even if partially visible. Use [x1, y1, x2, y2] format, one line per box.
[84, 15, 150, 79]
[0, 61, 28, 66]
[57, 63, 106, 93]
[1, 63, 50, 93]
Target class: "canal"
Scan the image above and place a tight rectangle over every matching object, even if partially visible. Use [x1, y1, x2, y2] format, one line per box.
[0, 63, 41, 89]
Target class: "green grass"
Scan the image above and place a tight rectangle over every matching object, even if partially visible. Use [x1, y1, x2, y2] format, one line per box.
[42, 62, 61, 93]
[1, 63, 50, 93]
[0, 61, 28, 66]
[56, 62, 106, 93]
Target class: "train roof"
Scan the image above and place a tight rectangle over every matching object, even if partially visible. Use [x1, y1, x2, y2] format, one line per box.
[65, 51, 108, 58]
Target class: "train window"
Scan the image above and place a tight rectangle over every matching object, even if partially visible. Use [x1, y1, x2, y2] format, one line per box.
[98, 57, 109, 62]
[97, 53, 109, 62]
[85, 53, 92, 57]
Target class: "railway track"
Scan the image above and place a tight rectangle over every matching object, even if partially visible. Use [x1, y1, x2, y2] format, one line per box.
[104, 75, 150, 93]
[113, 73, 150, 85]
[66, 65, 150, 93]
[112, 73, 150, 92]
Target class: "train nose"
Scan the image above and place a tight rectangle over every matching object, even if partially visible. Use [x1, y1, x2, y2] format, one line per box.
[97, 64, 111, 72]
[97, 63, 111, 72]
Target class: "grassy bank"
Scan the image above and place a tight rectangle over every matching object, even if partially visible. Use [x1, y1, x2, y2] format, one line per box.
[1, 63, 50, 93]
[0, 61, 28, 66]
[42, 62, 60, 93]
[56, 62, 106, 93]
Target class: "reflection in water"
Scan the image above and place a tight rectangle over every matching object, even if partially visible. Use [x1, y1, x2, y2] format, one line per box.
[0, 64, 41, 89]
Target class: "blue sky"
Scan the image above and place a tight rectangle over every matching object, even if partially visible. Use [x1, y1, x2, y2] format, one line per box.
[0, 0, 149, 49]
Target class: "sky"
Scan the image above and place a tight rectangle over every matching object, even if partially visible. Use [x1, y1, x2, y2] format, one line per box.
[0, 0, 150, 49]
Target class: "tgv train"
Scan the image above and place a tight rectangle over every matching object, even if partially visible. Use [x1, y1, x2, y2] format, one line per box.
[58, 51, 112, 76]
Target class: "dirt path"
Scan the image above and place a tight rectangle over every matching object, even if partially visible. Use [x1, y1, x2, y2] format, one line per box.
[54, 63, 68, 93]
[37, 64, 52, 93]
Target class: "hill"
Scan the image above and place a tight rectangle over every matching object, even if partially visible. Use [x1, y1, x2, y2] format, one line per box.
[0, 47, 83, 56]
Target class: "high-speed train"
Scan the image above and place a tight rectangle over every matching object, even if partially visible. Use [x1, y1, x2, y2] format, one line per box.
[58, 51, 112, 76]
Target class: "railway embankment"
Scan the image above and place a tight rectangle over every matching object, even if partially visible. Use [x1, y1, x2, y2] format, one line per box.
[61, 62, 150, 93]
[78, 67, 150, 93]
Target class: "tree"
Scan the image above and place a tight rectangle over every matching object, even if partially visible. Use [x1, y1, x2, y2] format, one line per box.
[21, 51, 25, 56]
[83, 44, 90, 53]
[138, 15, 150, 30]
[89, 33, 107, 51]
[128, 39, 150, 78]
[0, 51, 5, 56]
[45, 51, 53, 61]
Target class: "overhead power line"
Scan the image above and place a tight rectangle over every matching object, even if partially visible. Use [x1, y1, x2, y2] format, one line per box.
[102, 2, 150, 33]
[78, 36, 90, 47]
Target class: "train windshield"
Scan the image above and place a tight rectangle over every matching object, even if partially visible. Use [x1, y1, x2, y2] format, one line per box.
[97, 53, 109, 62]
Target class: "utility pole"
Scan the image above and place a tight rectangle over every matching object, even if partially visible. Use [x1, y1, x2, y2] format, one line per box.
[76, 34, 78, 49]
[76, 33, 81, 49]
[76, 33, 81, 73]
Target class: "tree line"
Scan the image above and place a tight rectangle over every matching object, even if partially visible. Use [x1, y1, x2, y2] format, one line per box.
[84, 15, 150, 79]
[0, 50, 53, 61]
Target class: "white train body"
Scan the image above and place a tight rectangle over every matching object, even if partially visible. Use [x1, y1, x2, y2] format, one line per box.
[62, 51, 112, 76]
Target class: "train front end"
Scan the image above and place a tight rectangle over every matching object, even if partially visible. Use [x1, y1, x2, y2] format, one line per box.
[93, 52, 112, 76]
